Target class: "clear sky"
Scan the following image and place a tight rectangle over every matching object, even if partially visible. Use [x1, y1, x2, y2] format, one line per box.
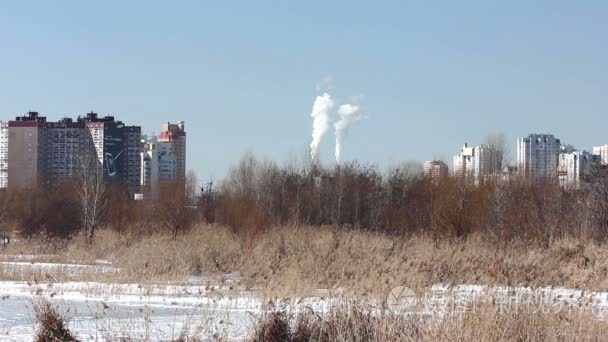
[1, 1, 606, 180]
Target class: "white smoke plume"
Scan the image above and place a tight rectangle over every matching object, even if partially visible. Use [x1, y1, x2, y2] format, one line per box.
[310, 93, 334, 162]
[334, 103, 363, 164]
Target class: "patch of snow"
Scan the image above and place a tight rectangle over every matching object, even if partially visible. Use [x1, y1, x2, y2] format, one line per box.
[1, 281, 608, 341]
[0, 262, 118, 277]
[0, 255, 56, 261]
[0, 281, 259, 341]
[94, 260, 113, 266]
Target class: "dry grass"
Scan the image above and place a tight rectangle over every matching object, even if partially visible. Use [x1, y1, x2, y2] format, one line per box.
[32, 299, 219, 342]
[30, 295, 608, 342]
[251, 312, 292, 342]
[3, 224, 608, 295]
[249, 303, 608, 342]
[33, 299, 79, 342]
[11, 224, 608, 341]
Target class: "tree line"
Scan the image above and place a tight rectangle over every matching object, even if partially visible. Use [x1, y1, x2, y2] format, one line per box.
[1, 152, 608, 245]
[200, 153, 608, 244]
[0, 178, 195, 243]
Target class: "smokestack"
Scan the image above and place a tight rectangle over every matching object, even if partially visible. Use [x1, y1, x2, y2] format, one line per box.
[310, 92, 334, 163]
[334, 103, 363, 165]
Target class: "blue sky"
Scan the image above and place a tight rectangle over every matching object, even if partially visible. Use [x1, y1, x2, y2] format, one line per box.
[1, 1, 606, 180]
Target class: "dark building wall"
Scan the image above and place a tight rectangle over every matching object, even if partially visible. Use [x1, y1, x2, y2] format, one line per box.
[7, 125, 40, 190]
[83, 113, 142, 195]
[42, 119, 87, 183]
[7, 113, 46, 190]
[103, 123, 126, 184]
[124, 126, 142, 194]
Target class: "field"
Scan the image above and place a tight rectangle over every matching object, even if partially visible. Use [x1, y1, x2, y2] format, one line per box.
[2, 224, 608, 341]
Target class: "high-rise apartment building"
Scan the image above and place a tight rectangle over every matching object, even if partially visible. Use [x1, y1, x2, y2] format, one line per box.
[42, 117, 87, 183]
[82, 112, 142, 195]
[593, 145, 608, 165]
[0, 122, 8, 189]
[423, 160, 448, 181]
[139, 122, 187, 200]
[558, 149, 598, 188]
[157, 122, 186, 183]
[140, 137, 160, 200]
[157, 140, 178, 182]
[453, 143, 501, 184]
[517, 134, 561, 183]
[5, 111, 141, 194]
[7, 112, 46, 190]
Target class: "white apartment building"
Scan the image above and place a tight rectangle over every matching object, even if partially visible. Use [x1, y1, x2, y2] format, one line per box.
[517, 134, 561, 183]
[141, 137, 160, 200]
[157, 141, 178, 181]
[0, 122, 8, 189]
[558, 150, 598, 188]
[593, 145, 608, 165]
[157, 122, 186, 182]
[139, 122, 186, 200]
[453, 143, 501, 184]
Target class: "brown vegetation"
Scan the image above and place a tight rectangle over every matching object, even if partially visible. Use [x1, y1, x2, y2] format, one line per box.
[206, 153, 608, 243]
[34, 300, 79, 342]
[3, 225, 608, 295]
[32, 296, 608, 341]
[1, 152, 608, 244]
[1, 153, 608, 293]
[249, 303, 608, 342]
[9, 147, 607, 339]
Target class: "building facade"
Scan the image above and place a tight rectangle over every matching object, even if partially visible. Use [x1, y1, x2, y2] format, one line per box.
[517, 134, 561, 183]
[5, 111, 141, 194]
[140, 137, 160, 200]
[593, 145, 608, 165]
[42, 117, 87, 183]
[7, 112, 46, 190]
[82, 113, 141, 195]
[157, 141, 178, 182]
[157, 122, 186, 183]
[423, 160, 448, 181]
[558, 150, 598, 188]
[0, 122, 8, 189]
[453, 143, 501, 184]
[139, 122, 187, 200]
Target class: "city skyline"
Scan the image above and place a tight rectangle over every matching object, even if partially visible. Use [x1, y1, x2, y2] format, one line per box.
[2, 110, 606, 176]
[0, 112, 186, 200]
[1, 2, 606, 178]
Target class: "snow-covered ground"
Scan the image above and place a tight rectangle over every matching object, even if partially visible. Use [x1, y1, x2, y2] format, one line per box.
[2, 258, 608, 341]
[0, 280, 260, 341]
[387, 284, 608, 318]
[0, 258, 260, 340]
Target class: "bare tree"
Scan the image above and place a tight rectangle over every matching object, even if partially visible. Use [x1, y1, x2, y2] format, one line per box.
[586, 165, 608, 240]
[156, 180, 196, 238]
[0, 191, 10, 227]
[0, 191, 12, 245]
[198, 179, 218, 223]
[75, 155, 106, 244]
[186, 169, 199, 206]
